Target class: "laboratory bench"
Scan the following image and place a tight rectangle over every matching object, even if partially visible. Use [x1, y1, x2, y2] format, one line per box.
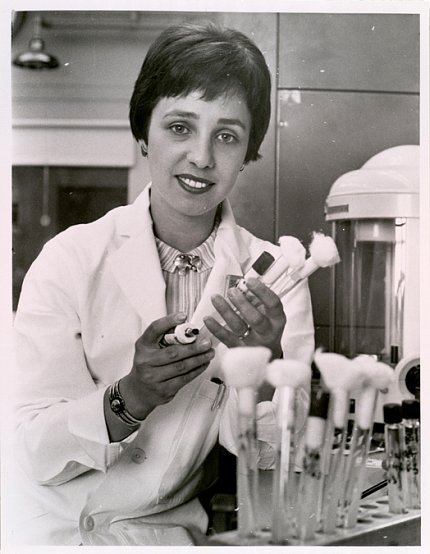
[204, 461, 420, 547]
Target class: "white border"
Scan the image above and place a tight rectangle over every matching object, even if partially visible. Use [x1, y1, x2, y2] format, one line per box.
[2, 2, 429, 554]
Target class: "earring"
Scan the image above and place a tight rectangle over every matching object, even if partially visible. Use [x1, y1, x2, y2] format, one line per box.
[239, 163, 245, 172]
[139, 141, 148, 157]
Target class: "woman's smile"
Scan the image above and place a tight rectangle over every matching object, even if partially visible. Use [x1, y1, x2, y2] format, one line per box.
[176, 174, 215, 193]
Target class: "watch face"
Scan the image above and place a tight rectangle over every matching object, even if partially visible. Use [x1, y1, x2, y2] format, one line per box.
[111, 397, 125, 414]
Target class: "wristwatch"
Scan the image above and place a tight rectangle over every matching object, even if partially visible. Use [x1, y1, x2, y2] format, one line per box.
[108, 380, 143, 427]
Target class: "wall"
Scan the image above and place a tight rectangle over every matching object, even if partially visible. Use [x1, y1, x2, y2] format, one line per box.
[276, 13, 419, 348]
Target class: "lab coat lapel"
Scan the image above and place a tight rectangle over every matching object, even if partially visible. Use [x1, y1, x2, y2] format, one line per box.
[107, 190, 251, 331]
[107, 187, 167, 327]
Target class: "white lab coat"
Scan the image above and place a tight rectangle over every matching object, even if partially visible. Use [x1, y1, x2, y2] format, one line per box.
[11, 185, 314, 546]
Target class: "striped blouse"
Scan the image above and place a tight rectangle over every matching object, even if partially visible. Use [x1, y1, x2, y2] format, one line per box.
[154, 224, 218, 321]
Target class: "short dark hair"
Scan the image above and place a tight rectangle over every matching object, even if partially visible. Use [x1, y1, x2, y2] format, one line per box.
[129, 22, 271, 163]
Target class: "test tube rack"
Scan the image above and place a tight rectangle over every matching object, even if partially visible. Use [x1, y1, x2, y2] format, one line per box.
[209, 495, 420, 546]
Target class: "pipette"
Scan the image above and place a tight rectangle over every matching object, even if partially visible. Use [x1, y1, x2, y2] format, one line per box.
[313, 349, 364, 534]
[265, 358, 311, 544]
[339, 356, 394, 528]
[221, 346, 272, 538]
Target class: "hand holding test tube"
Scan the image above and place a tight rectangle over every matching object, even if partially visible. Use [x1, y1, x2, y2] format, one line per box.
[265, 358, 311, 544]
[162, 233, 340, 346]
[313, 349, 364, 533]
[340, 356, 394, 528]
[221, 346, 272, 538]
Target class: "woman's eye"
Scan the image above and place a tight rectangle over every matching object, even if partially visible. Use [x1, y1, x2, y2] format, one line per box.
[217, 133, 237, 144]
[170, 124, 189, 135]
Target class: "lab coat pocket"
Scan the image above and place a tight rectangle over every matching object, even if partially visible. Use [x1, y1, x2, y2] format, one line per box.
[157, 378, 223, 502]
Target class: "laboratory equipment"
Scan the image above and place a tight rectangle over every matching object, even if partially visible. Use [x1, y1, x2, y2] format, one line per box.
[325, 145, 420, 421]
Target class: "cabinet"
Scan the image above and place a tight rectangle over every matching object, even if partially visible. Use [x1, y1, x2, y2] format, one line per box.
[278, 13, 419, 92]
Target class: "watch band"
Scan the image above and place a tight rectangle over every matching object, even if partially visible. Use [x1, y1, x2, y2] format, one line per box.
[108, 380, 143, 427]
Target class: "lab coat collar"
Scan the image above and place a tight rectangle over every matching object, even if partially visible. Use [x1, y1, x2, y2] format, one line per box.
[108, 184, 252, 328]
[107, 185, 166, 325]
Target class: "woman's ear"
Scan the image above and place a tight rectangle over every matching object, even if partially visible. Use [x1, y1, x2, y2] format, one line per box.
[138, 140, 148, 157]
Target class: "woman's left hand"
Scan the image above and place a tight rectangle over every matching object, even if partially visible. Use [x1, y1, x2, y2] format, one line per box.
[203, 277, 286, 359]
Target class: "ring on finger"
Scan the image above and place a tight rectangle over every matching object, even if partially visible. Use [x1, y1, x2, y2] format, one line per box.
[237, 324, 251, 341]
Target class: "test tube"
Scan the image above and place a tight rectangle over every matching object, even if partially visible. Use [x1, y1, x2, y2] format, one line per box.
[313, 350, 364, 534]
[190, 251, 277, 344]
[401, 399, 420, 509]
[221, 346, 272, 538]
[272, 233, 340, 300]
[383, 403, 407, 514]
[296, 388, 330, 542]
[265, 359, 311, 544]
[339, 358, 394, 528]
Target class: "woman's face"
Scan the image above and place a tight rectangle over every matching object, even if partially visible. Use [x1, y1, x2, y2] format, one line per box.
[146, 91, 251, 220]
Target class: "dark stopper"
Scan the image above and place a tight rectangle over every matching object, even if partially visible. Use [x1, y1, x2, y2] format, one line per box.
[383, 403, 402, 424]
[251, 251, 275, 275]
[402, 399, 420, 420]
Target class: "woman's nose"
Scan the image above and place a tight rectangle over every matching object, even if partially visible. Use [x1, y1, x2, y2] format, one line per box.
[186, 136, 215, 169]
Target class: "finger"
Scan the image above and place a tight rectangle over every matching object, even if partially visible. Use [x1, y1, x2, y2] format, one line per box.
[139, 313, 187, 346]
[245, 278, 286, 319]
[226, 287, 270, 331]
[163, 362, 212, 395]
[204, 316, 242, 348]
[158, 349, 216, 382]
[210, 294, 249, 336]
[149, 338, 214, 368]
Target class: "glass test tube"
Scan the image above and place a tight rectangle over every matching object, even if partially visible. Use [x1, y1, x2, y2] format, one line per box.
[271, 387, 296, 544]
[236, 387, 260, 538]
[296, 389, 330, 542]
[320, 393, 350, 534]
[194, 251, 276, 339]
[340, 386, 377, 528]
[401, 399, 420, 509]
[383, 403, 407, 514]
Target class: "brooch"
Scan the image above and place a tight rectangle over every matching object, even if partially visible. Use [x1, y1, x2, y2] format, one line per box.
[174, 254, 202, 276]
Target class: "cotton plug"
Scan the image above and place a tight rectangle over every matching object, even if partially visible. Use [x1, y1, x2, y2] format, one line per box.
[314, 348, 364, 428]
[221, 346, 271, 389]
[308, 232, 340, 267]
[278, 236, 306, 270]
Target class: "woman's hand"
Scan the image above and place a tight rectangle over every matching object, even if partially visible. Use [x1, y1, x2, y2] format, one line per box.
[120, 313, 215, 421]
[203, 277, 286, 359]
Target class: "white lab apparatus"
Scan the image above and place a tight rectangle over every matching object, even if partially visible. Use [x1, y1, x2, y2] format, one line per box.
[325, 145, 420, 421]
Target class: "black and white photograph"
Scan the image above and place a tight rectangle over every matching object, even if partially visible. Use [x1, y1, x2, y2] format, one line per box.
[2, 0, 429, 551]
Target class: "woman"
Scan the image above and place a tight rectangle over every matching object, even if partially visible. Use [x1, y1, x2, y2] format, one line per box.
[13, 22, 314, 546]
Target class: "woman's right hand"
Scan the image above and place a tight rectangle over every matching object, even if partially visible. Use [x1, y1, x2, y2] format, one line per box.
[120, 313, 215, 421]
